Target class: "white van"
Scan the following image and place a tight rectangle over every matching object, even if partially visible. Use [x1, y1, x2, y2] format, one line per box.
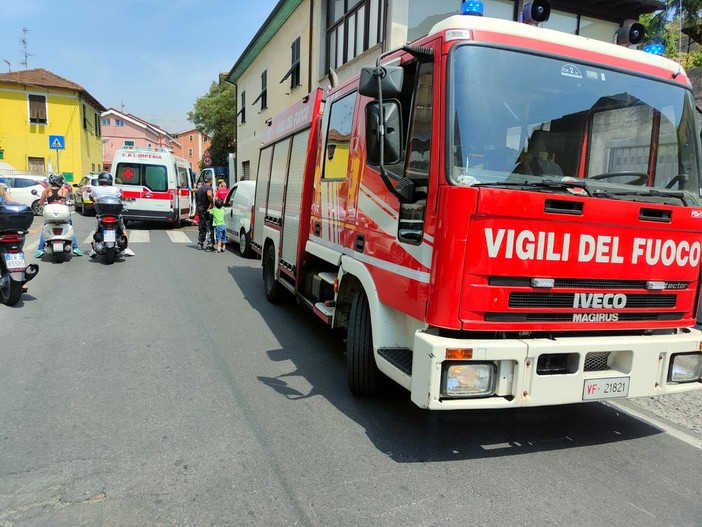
[223, 180, 255, 257]
[111, 147, 194, 226]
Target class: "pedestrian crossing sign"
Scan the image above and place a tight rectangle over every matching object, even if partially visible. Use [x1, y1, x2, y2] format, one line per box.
[49, 135, 65, 150]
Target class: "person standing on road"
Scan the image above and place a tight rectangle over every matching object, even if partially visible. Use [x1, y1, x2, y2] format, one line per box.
[34, 173, 82, 257]
[209, 198, 227, 253]
[195, 175, 214, 250]
[215, 179, 228, 202]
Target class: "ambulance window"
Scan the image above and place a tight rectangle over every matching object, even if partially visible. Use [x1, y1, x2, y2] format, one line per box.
[322, 91, 357, 180]
[144, 165, 168, 192]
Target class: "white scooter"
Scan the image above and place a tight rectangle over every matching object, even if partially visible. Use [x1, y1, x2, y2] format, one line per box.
[42, 203, 75, 263]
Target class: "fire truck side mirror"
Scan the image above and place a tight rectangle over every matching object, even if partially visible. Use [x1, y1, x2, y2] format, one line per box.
[615, 23, 645, 46]
[359, 66, 404, 99]
[365, 99, 403, 166]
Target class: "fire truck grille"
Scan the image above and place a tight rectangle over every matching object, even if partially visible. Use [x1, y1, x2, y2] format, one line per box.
[485, 312, 683, 322]
[489, 277, 689, 290]
[508, 293, 676, 309]
[584, 352, 611, 372]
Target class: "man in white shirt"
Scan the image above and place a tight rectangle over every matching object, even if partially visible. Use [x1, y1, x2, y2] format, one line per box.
[89, 172, 135, 257]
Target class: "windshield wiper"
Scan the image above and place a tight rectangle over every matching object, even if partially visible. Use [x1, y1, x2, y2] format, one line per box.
[474, 178, 593, 196]
[593, 187, 688, 206]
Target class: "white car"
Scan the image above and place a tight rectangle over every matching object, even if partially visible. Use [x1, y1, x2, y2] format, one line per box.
[0, 175, 48, 214]
[223, 180, 255, 257]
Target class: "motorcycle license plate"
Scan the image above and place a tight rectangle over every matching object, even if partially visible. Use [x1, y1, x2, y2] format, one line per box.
[53, 241, 64, 253]
[104, 230, 116, 243]
[582, 377, 630, 400]
[4, 252, 25, 271]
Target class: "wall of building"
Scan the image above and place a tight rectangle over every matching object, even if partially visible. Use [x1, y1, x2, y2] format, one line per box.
[0, 83, 102, 182]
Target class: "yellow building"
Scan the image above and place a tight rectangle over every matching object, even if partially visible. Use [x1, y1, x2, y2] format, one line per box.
[0, 68, 106, 183]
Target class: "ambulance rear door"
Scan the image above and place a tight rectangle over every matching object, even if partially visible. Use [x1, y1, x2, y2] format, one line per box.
[114, 156, 172, 223]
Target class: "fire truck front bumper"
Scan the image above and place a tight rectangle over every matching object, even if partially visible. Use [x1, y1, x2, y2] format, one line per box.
[409, 329, 702, 410]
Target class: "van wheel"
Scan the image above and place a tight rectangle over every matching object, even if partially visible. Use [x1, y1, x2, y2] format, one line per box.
[239, 229, 253, 258]
[347, 290, 379, 395]
[263, 244, 282, 303]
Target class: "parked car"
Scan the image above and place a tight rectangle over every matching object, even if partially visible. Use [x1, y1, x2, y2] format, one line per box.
[223, 180, 255, 257]
[0, 175, 48, 215]
[72, 174, 100, 215]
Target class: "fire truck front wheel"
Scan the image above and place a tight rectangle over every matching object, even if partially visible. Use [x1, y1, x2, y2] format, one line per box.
[347, 290, 380, 396]
[263, 243, 283, 303]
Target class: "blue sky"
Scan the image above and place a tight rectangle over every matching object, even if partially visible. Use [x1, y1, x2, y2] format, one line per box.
[0, 0, 280, 133]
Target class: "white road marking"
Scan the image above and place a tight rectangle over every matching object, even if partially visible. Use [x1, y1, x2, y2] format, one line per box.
[166, 231, 191, 243]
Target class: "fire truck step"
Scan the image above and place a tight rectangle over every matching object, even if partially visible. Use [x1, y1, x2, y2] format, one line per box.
[314, 302, 335, 317]
[317, 271, 337, 284]
[377, 348, 413, 376]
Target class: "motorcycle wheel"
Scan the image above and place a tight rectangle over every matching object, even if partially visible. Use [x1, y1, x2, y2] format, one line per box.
[105, 246, 116, 265]
[0, 280, 23, 306]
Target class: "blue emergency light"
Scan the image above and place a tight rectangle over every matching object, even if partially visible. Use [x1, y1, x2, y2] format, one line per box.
[461, 1, 484, 16]
[643, 43, 665, 55]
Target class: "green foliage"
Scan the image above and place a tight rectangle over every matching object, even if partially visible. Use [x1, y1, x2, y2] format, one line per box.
[187, 80, 236, 168]
[639, 1, 702, 70]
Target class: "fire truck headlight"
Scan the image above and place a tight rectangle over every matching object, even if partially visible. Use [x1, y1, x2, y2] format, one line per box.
[442, 362, 496, 397]
[668, 352, 702, 383]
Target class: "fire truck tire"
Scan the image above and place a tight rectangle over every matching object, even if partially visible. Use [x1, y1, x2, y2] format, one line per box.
[263, 244, 282, 303]
[347, 290, 379, 395]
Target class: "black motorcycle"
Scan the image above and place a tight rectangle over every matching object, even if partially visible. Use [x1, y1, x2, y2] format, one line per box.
[92, 196, 128, 264]
[0, 201, 39, 305]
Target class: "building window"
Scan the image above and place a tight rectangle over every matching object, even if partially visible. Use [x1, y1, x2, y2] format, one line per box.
[242, 160, 250, 181]
[28, 94, 47, 124]
[188, 148, 193, 156]
[327, 0, 384, 71]
[238, 91, 246, 124]
[102, 118, 111, 126]
[115, 119, 124, 127]
[94, 113, 101, 136]
[124, 140, 135, 147]
[253, 70, 268, 110]
[280, 37, 301, 89]
[189, 134, 193, 141]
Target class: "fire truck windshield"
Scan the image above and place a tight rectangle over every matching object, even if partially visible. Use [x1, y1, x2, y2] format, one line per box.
[447, 45, 702, 205]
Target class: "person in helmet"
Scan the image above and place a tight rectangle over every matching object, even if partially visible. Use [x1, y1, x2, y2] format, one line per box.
[88, 171, 134, 257]
[35, 173, 82, 257]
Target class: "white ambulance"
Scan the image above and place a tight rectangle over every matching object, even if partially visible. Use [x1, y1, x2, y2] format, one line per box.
[111, 146, 194, 226]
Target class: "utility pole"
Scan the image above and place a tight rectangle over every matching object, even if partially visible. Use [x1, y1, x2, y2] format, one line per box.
[2, 60, 10, 72]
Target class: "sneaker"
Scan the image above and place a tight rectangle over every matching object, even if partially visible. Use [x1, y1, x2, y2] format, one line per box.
[197, 242, 203, 250]
[72, 247, 83, 256]
[89, 249, 97, 258]
[34, 249, 44, 258]
[123, 248, 135, 256]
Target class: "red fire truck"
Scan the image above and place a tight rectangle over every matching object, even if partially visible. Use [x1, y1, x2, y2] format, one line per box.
[252, 1, 702, 410]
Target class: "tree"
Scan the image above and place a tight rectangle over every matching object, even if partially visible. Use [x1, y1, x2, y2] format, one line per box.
[640, 0, 702, 69]
[187, 78, 236, 169]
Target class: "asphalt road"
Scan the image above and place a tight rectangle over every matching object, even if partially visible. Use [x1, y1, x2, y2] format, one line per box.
[1, 213, 700, 526]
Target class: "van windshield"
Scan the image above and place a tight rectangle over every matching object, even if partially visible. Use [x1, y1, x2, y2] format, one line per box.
[447, 45, 702, 206]
[114, 163, 168, 192]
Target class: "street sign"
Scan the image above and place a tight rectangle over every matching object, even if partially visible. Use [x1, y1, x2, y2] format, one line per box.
[203, 156, 212, 166]
[49, 135, 65, 150]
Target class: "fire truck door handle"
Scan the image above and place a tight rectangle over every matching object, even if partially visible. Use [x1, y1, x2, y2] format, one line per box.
[314, 222, 321, 236]
[144, 193, 152, 198]
[354, 235, 365, 253]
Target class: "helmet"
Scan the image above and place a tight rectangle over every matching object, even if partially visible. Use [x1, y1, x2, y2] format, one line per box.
[97, 172, 113, 185]
[48, 173, 64, 187]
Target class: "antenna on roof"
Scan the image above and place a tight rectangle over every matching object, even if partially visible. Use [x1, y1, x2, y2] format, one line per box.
[20, 27, 31, 69]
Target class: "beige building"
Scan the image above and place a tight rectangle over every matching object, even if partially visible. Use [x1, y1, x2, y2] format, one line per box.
[226, 0, 663, 180]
